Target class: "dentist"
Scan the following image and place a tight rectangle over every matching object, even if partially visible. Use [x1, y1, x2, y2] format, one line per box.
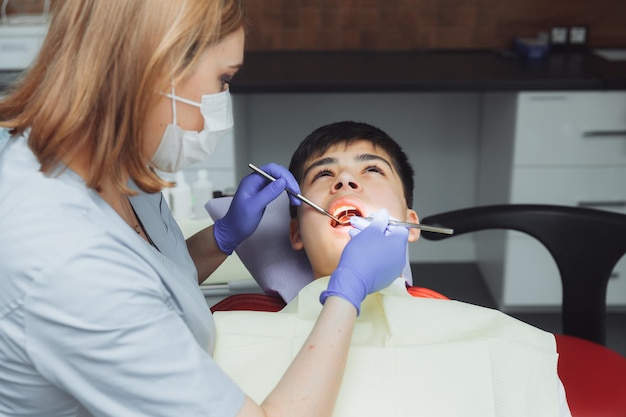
[0, 1, 408, 417]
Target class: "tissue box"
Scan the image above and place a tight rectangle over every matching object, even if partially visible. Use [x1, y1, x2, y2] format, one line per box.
[0, 23, 48, 70]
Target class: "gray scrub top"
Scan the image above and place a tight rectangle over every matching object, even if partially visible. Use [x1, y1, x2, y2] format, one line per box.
[0, 131, 245, 417]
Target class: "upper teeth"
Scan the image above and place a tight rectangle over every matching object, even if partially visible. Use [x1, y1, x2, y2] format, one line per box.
[333, 205, 357, 217]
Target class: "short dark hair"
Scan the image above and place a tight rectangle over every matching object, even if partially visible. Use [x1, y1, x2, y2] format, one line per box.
[288, 121, 414, 217]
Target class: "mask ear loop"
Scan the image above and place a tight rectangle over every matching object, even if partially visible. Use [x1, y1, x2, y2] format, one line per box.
[171, 82, 177, 126]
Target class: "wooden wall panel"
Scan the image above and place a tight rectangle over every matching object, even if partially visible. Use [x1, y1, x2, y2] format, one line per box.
[244, 0, 626, 50]
[7, 0, 626, 51]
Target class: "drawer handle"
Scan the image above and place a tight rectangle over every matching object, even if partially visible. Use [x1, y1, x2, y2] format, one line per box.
[583, 130, 626, 138]
[578, 200, 626, 208]
[610, 272, 620, 280]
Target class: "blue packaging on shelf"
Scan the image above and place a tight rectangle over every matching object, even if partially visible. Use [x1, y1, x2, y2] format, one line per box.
[514, 37, 551, 60]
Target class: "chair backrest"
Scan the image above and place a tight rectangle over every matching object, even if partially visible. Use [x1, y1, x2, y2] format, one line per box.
[420, 204, 626, 345]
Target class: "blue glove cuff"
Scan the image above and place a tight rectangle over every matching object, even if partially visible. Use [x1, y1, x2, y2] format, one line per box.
[320, 267, 369, 316]
[213, 218, 236, 255]
[319, 290, 361, 316]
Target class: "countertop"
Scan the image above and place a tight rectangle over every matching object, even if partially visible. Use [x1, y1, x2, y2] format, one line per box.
[1, 49, 625, 93]
[227, 50, 607, 93]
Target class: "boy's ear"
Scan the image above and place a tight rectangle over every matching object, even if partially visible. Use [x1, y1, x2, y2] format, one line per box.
[289, 218, 305, 250]
[405, 209, 420, 242]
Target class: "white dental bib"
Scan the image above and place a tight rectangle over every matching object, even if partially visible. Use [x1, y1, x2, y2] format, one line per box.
[213, 278, 561, 417]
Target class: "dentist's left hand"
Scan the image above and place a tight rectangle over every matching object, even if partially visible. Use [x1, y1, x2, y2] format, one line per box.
[213, 163, 301, 255]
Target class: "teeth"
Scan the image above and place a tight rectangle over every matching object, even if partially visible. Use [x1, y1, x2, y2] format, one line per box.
[331, 205, 361, 226]
[332, 205, 357, 217]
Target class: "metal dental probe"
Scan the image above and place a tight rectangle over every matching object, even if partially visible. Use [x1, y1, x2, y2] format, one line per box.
[356, 217, 454, 235]
[248, 163, 343, 224]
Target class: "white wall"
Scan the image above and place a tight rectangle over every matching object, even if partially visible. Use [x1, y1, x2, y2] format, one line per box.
[232, 92, 482, 262]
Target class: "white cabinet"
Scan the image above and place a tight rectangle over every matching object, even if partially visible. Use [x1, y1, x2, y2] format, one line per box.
[514, 93, 626, 166]
[477, 91, 626, 310]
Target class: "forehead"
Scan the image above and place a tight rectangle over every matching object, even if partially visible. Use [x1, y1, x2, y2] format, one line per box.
[305, 140, 392, 166]
[205, 27, 245, 63]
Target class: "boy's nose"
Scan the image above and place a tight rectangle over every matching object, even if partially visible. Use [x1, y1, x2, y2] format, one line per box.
[333, 173, 360, 191]
[333, 181, 359, 190]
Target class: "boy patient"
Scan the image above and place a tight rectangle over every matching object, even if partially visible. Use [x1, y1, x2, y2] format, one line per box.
[211, 121, 572, 417]
[287, 120, 420, 284]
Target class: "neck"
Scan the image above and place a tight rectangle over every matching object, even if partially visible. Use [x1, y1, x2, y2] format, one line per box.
[66, 155, 142, 236]
[97, 177, 142, 235]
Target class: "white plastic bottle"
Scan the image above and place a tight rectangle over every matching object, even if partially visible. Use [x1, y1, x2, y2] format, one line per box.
[170, 171, 193, 222]
[192, 169, 213, 219]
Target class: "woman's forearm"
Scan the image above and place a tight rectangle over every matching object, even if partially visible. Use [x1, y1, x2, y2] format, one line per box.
[236, 296, 357, 417]
[186, 224, 228, 285]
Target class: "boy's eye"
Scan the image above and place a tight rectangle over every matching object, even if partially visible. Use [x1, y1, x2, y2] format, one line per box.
[311, 169, 333, 182]
[364, 165, 384, 175]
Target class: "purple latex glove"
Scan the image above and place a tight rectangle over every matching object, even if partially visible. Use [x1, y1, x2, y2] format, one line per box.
[320, 209, 409, 315]
[214, 163, 301, 255]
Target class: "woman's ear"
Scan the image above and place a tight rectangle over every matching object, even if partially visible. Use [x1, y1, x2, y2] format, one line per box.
[289, 218, 305, 250]
[405, 209, 420, 242]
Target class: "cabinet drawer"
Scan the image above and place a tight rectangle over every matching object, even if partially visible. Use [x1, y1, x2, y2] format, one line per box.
[510, 166, 626, 214]
[515, 92, 626, 166]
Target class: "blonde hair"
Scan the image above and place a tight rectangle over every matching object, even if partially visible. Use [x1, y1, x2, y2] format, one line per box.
[0, 0, 245, 194]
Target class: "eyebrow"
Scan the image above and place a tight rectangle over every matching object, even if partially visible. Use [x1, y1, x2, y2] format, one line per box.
[356, 153, 394, 171]
[302, 157, 335, 181]
[301, 153, 394, 181]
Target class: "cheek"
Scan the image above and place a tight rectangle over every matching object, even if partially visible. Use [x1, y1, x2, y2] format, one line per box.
[144, 101, 171, 157]
[175, 107, 204, 132]
[375, 191, 406, 217]
[300, 224, 327, 252]
[299, 211, 349, 247]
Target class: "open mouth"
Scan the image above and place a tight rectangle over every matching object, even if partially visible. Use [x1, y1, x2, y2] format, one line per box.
[331, 206, 362, 228]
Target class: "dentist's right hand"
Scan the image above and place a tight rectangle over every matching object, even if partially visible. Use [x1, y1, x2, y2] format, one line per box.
[213, 163, 301, 255]
[319, 209, 409, 315]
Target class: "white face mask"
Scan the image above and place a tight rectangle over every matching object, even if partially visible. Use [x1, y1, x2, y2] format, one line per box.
[151, 88, 233, 172]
